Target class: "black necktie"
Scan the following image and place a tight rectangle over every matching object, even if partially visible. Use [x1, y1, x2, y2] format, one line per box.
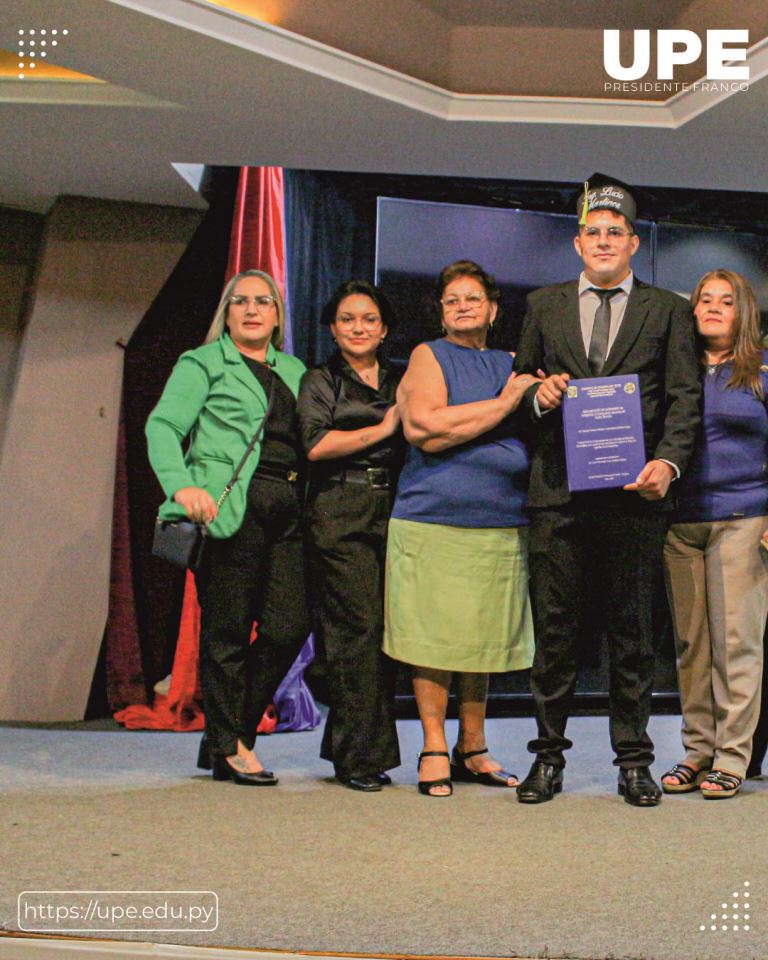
[587, 287, 622, 375]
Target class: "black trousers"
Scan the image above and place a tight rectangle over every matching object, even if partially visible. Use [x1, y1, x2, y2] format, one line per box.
[527, 499, 669, 768]
[194, 474, 310, 758]
[307, 480, 400, 779]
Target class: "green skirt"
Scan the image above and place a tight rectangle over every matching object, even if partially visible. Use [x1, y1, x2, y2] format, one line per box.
[383, 518, 534, 672]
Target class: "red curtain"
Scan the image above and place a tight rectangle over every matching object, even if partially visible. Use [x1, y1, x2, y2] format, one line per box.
[116, 167, 287, 732]
[106, 406, 147, 709]
[227, 166, 288, 294]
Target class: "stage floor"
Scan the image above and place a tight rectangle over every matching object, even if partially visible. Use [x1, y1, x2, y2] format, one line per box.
[1, 715, 766, 960]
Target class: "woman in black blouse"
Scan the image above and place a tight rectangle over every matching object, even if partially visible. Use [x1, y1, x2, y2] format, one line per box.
[297, 281, 403, 791]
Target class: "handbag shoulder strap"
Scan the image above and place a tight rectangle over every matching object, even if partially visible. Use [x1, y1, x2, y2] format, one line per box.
[216, 376, 276, 509]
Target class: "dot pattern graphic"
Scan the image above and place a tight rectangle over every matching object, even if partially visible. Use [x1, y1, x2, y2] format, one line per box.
[16, 27, 68, 78]
[699, 882, 752, 933]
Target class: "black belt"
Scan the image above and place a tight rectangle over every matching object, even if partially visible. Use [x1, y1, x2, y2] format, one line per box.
[253, 463, 302, 484]
[323, 467, 392, 490]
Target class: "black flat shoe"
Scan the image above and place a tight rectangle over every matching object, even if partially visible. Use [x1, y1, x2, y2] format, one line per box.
[211, 756, 278, 786]
[451, 746, 517, 787]
[417, 750, 453, 797]
[338, 775, 383, 792]
[618, 766, 661, 806]
[516, 761, 563, 804]
[377, 771, 393, 786]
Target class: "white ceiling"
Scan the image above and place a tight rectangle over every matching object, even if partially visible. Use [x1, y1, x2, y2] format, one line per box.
[1, 0, 767, 213]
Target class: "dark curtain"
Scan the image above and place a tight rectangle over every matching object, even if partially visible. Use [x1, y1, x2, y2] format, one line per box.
[284, 170, 377, 366]
[106, 168, 239, 707]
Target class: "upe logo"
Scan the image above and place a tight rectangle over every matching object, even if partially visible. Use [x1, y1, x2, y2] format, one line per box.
[603, 29, 749, 83]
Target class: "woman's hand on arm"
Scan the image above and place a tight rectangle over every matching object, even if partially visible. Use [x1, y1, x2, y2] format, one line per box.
[173, 486, 219, 525]
[298, 365, 402, 462]
[307, 404, 401, 461]
[398, 344, 540, 454]
[499, 368, 544, 411]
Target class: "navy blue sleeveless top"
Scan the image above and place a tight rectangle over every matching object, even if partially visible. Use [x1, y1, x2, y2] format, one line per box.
[392, 339, 529, 528]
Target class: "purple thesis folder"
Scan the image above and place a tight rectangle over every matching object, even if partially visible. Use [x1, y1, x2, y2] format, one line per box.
[562, 374, 646, 492]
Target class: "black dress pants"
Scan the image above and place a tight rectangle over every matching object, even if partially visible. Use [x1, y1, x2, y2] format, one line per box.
[307, 481, 400, 779]
[527, 498, 669, 768]
[194, 474, 310, 758]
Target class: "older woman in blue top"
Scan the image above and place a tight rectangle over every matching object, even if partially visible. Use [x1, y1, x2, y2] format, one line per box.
[662, 269, 768, 799]
[384, 260, 537, 796]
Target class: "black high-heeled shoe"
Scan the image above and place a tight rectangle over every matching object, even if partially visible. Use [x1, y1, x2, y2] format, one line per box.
[417, 751, 452, 797]
[211, 756, 278, 786]
[450, 746, 517, 787]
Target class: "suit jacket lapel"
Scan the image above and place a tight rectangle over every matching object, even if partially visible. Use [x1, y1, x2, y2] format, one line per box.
[558, 283, 592, 378]
[221, 335, 268, 407]
[602, 280, 650, 375]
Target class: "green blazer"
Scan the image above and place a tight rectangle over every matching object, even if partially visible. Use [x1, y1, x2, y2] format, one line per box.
[146, 334, 306, 538]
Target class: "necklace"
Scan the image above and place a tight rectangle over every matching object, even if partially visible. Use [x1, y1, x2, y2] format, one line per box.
[356, 364, 379, 387]
[705, 352, 731, 374]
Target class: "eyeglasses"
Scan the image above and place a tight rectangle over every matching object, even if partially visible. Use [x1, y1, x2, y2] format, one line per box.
[581, 227, 634, 240]
[334, 315, 383, 329]
[228, 294, 277, 309]
[441, 294, 488, 310]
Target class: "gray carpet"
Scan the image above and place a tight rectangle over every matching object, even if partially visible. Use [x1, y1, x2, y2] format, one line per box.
[1, 716, 766, 960]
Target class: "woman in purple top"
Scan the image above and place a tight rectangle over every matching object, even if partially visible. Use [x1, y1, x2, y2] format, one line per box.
[662, 269, 768, 799]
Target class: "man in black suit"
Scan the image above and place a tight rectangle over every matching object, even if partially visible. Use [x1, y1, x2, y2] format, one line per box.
[513, 177, 701, 806]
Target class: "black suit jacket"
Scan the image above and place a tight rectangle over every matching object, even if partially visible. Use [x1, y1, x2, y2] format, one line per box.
[514, 278, 702, 510]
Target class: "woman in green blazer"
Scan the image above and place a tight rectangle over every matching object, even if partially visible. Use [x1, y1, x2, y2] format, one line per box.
[147, 269, 309, 785]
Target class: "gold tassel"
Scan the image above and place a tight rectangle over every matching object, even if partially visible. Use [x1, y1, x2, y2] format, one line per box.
[579, 180, 589, 225]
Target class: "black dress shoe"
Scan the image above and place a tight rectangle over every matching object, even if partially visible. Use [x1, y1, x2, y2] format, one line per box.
[338, 774, 383, 792]
[618, 766, 661, 806]
[377, 771, 393, 786]
[516, 761, 563, 803]
[211, 756, 278, 786]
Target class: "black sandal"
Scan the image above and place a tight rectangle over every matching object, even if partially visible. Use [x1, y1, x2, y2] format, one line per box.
[417, 751, 452, 797]
[660, 763, 710, 794]
[451, 746, 517, 787]
[700, 769, 742, 799]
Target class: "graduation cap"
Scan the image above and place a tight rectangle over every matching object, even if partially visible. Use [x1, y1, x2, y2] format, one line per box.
[576, 173, 638, 225]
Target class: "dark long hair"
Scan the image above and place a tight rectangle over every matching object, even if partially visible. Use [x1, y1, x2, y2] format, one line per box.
[691, 269, 764, 398]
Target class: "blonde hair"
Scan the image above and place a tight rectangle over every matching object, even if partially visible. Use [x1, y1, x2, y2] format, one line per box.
[204, 269, 285, 349]
[691, 269, 764, 398]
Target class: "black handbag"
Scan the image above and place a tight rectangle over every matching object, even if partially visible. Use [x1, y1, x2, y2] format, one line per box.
[152, 517, 208, 571]
[152, 379, 275, 570]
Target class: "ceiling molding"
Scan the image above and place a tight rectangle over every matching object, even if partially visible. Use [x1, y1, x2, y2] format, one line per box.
[666, 34, 768, 126]
[109, 0, 768, 128]
[0, 78, 184, 107]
